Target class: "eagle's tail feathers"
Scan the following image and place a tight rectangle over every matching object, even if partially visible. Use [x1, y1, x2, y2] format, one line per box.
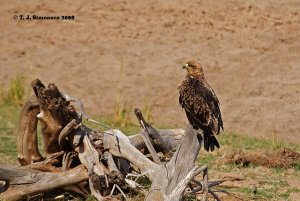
[204, 134, 220, 152]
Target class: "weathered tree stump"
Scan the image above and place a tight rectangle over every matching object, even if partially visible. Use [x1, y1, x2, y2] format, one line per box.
[0, 79, 220, 201]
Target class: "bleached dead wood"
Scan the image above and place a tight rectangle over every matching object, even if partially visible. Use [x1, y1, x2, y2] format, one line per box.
[103, 125, 208, 201]
[134, 108, 162, 164]
[0, 165, 88, 201]
[1, 79, 223, 200]
[134, 108, 172, 155]
[128, 128, 184, 152]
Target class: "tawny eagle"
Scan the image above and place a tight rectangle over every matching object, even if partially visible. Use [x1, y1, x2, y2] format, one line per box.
[179, 60, 223, 152]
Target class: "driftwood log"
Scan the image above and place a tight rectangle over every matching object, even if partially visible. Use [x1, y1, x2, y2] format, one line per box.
[0, 79, 223, 201]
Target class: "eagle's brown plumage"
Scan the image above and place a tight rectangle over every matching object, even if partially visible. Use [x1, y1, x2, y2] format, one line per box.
[179, 61, 223, 152]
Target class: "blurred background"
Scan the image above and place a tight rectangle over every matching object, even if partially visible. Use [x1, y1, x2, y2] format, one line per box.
[0, 1, 300, 200]
[1, 0, 300, 144]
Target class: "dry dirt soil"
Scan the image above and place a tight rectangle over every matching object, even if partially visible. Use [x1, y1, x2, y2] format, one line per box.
[0, 0, 299, 144]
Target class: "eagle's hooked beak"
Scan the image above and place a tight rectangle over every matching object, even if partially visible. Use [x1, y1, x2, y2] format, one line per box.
[182, 63, 189, 69]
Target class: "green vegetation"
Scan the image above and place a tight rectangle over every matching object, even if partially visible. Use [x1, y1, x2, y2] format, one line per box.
[219, 132, 300, 152]
[196, 133, 300, 200]
[0, 76, 27, 105]
[196, 132, 300, 168]
[0, 76, 28, 164]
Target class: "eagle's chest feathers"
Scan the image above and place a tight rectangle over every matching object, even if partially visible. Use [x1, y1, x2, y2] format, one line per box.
[179, 77, 210, 118]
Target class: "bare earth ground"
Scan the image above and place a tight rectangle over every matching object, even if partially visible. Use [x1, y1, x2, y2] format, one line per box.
[0, 0, 299, 144]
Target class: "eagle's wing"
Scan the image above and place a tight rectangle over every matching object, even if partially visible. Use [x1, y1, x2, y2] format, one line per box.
[204, 82, 224, 133]
[179, 77, 223, 134]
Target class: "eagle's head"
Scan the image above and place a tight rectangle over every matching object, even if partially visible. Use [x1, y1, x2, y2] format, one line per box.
[182, 60, 204, 77]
